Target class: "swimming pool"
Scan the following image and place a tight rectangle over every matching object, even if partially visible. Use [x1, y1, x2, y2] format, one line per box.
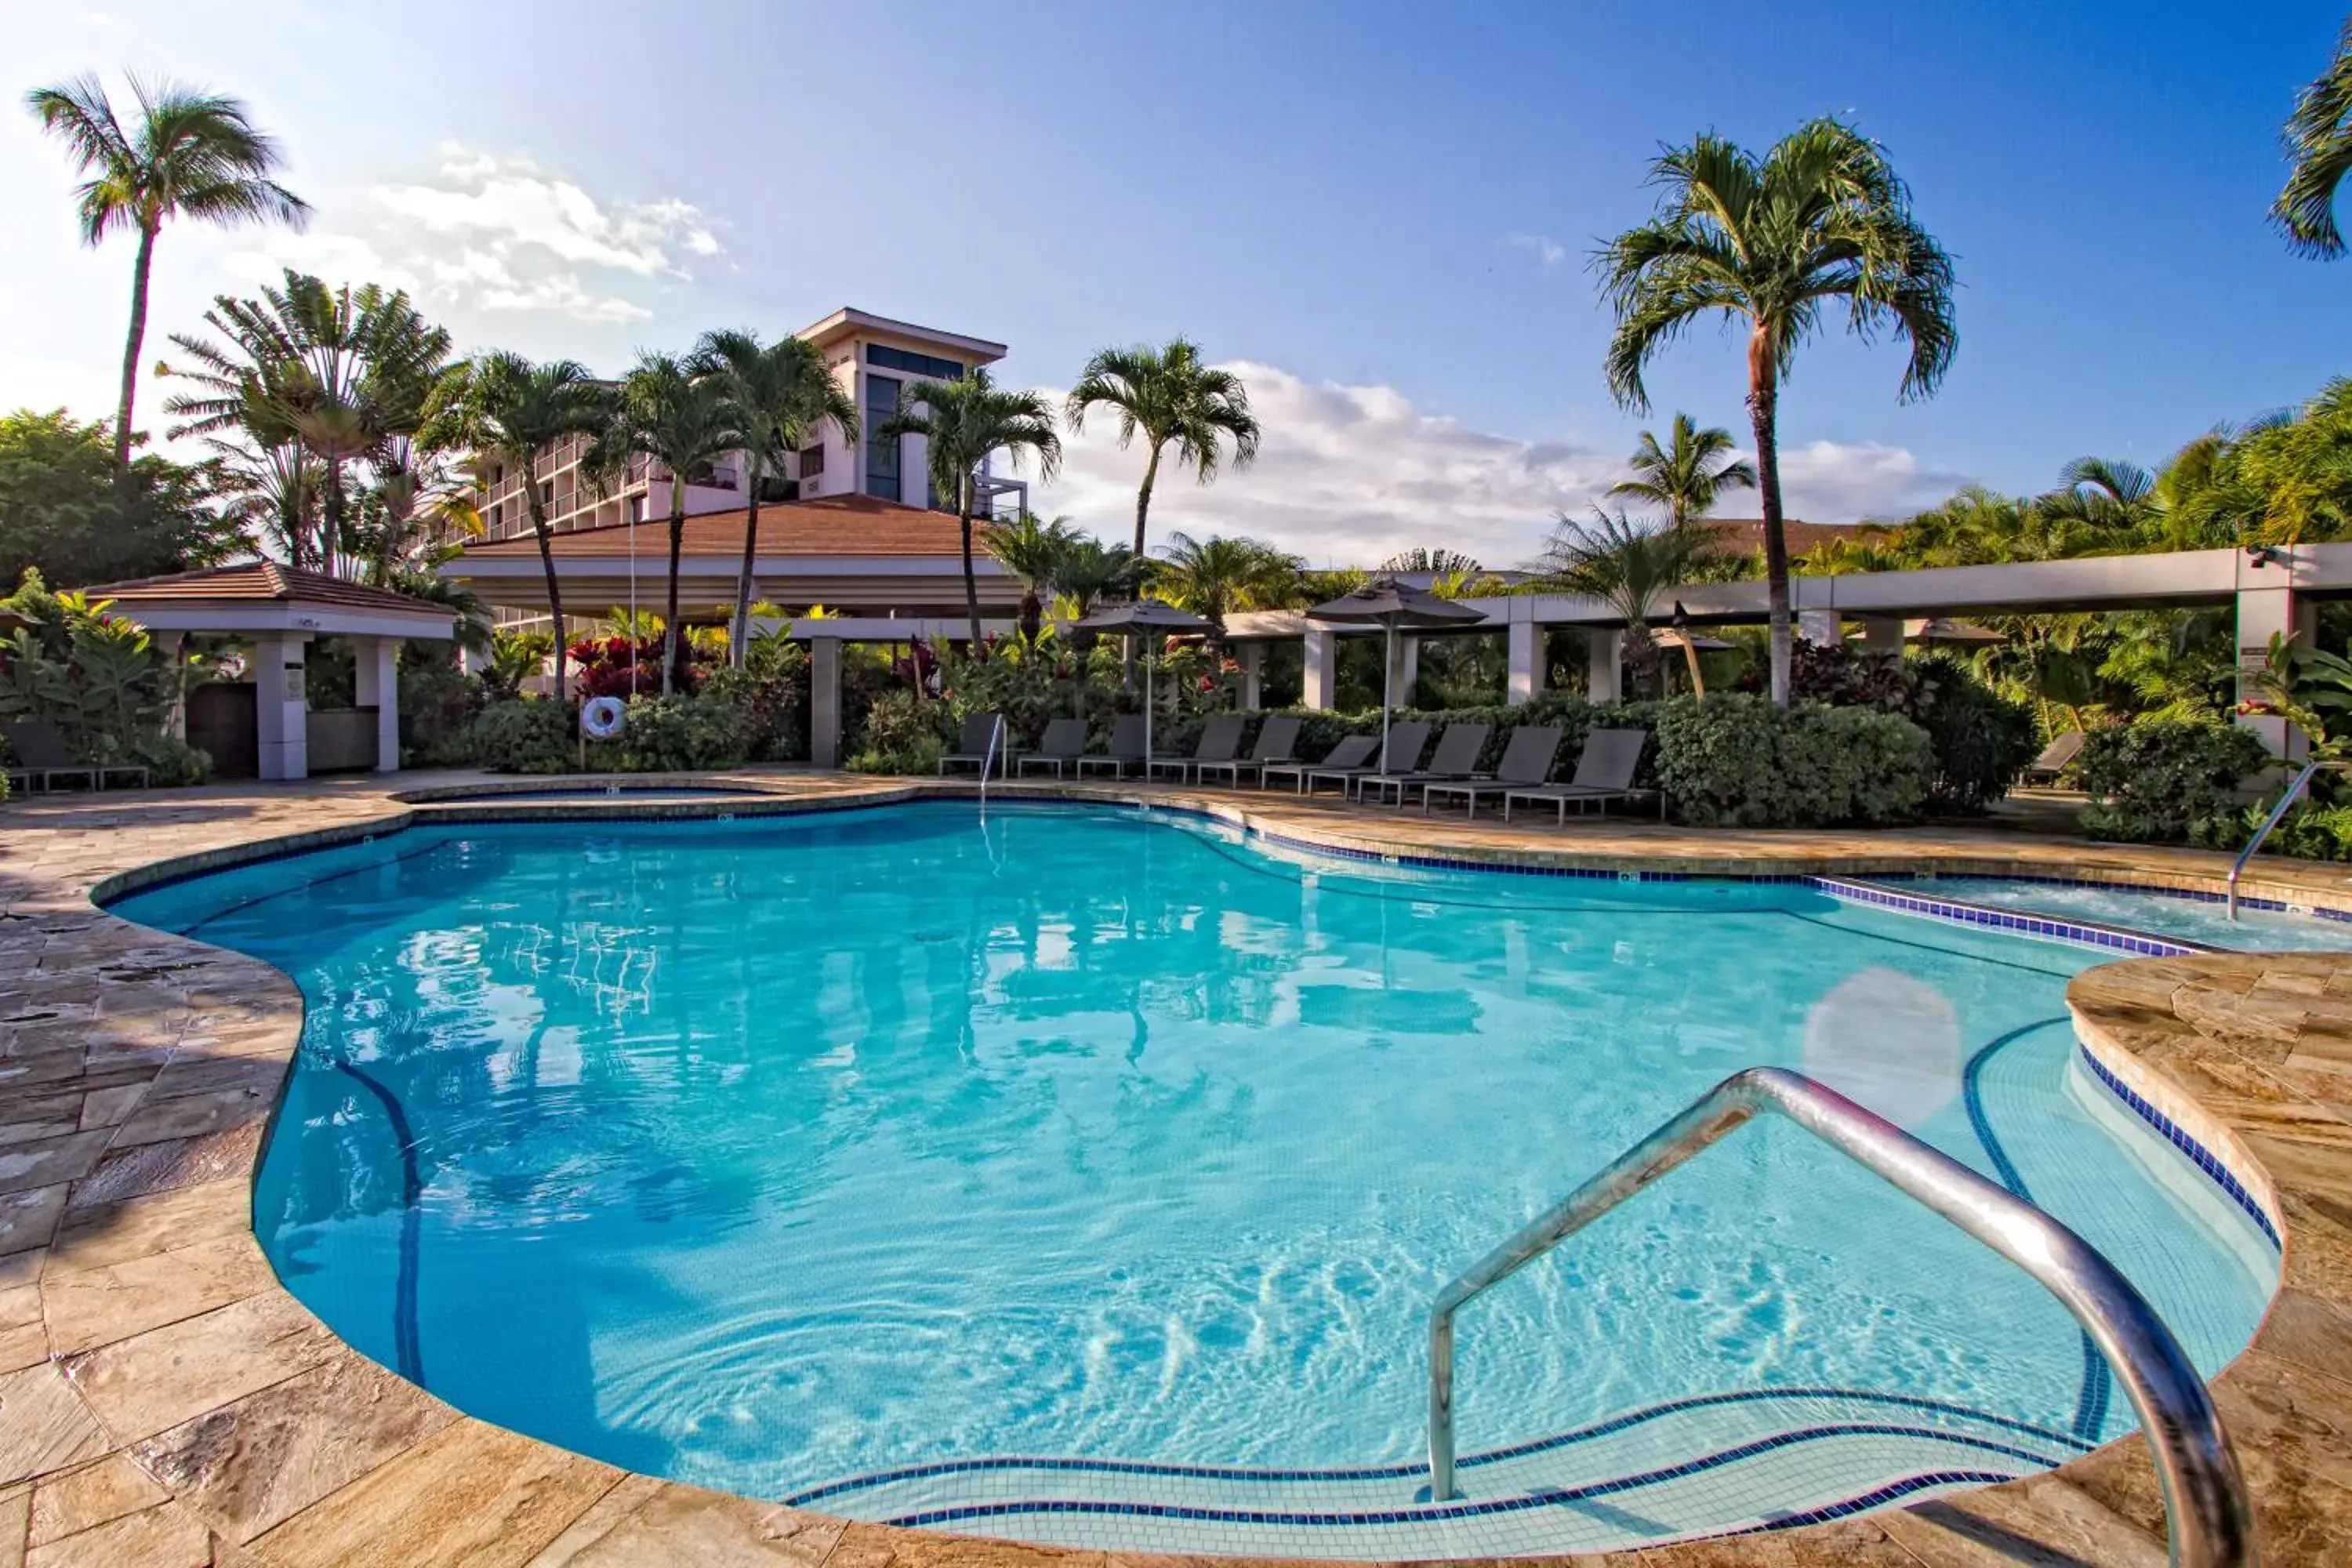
[108, 804, 2277, 1558]
[1867, 873, 2352, 953]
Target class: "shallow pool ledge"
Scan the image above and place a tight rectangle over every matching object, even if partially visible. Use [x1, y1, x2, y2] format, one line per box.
[3, 775, 2349, 1564]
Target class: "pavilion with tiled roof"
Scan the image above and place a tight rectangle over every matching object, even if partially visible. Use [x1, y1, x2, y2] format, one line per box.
[83, 561, 460, 782]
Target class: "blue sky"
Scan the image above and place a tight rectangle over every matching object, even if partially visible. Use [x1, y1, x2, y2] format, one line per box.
[4, 1, 2347, 565]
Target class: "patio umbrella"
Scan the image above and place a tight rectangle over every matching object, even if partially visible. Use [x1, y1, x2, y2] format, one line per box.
[1305, 578, 1486, 771]
[1074, 598, 1212, 770]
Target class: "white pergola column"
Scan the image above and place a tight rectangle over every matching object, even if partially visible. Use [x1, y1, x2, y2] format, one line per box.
[252, 633, 310, 782]
[1507, 621, 1545, 705]
[1586, 629, 1623, 704]
[1236, 641, 1265, 710]
[1859, 616, 1905, 653]
[810, 636, 843, 768]
[352, 635, 401, 772]
[2237, 579, 2317, 758]
[1301, 627, 1337, 711]
[154, 631, 187, 740]
[1799, 610, 1842, 647]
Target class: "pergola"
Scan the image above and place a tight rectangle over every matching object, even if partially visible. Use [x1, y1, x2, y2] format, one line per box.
[1217, 543, 2352, 757]
[84, 562, 460, 780]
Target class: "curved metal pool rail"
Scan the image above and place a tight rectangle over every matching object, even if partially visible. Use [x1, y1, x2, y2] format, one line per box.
[2229, 757, 2328, 920]
[1426, 1065, 2255, 1568]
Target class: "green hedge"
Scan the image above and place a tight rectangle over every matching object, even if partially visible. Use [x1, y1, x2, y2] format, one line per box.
[2077, 719, 2270, 843]
[1653, 695, 1933, 827]
[611, 695, 748, 772]
[451, 699, 574, 773]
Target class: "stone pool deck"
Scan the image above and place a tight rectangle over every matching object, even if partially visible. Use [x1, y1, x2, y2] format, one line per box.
[0, 769, 2343, 1566]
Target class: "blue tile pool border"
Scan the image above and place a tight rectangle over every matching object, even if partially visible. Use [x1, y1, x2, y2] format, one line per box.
[2075, 1044, 2284, 1250]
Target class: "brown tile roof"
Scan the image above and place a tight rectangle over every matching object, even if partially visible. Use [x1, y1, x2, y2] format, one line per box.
[457, 494, 974, 560]
[82, 561, 456, 615]
[1700, 519, 1900, 556]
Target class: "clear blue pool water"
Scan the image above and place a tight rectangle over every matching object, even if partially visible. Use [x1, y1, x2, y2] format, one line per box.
[108, 804, 2278, 1554]
[1892, 874, 2352, 953]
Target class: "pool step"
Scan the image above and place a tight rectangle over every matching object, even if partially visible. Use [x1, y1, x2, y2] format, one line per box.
[786, 1391, 2088, 1559]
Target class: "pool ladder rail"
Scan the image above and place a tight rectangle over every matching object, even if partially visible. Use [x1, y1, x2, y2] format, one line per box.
[2227, 757, 2332, 920]
[977, 714, 1007, 825]
[1427, 1066, 2256, 1568]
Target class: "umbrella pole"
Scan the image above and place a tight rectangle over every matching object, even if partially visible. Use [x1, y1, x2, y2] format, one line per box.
[1145, 648, 1154, 775]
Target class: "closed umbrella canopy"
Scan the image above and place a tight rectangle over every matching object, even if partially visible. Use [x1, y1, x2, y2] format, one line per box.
[1074, 599, 1213, 769]
[1305, 579, 1487, 771]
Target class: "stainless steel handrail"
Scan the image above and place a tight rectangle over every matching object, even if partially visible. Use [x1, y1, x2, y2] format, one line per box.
[2228, 757, 2328, 920]
[977, 714, 1006, 823]
[1426, 1066, 2254, 1568]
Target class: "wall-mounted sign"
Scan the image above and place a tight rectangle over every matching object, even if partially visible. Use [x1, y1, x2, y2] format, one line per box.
[285, 665, 306, 702]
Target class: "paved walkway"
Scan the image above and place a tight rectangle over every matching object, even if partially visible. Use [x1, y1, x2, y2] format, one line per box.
[0, 771, 2343, 1566]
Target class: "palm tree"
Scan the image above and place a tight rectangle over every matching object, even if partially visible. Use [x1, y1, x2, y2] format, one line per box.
[1065, 338, 1261, 557]
[204, 437, 319, 568]
[1378, 546, 1484, 575]
[1537, 508, 1722, 698]
[589, 354, 748, 693]
[1044, 535, 1142, 657]
[353, 438, 481, 588]
[878, 368, 1061, 644]
[1152, 532, 1302, 654]
[24, 74, 309, 466]
[2276, 16, 2352, 257]
[982, 512, 1083, 644]
[162, 271, 448, 575]
[1596, 118, 1956, 706]
[419, 353, 614, 699]
[1607, 412, 1757, 529]
[689, 329, 858, 663]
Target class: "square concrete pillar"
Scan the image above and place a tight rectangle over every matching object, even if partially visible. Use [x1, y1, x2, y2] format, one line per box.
[1301, 628, 1337, 711]
[1507, 621, 1544, 705]
[1236, 641, 1265, 710]
[252, 633, 310, 781]
[1587, 630, 1623, 705]
[352, 636, 401, 772]
[810, 636, 843, 769]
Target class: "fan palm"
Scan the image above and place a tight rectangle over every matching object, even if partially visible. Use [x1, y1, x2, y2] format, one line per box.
[981, 512, 1083, 644]
[419, 353, 615, 699]
[1152, 532, 1302, 654]
[689, 329, 858, 663]
[204, 437, 319, 568]
[1044, 535, 1142, 654]
[1607, 412, 1757, 529]
[1596, 118, 1956, 706]
[878, 368, 1061, 644]
[588, 354, 749, 693]
[1377, 546, 1484, 575]
[1065, 338, 1260, 557]
[2275, 16, 2352, 257]
[162, 270, 448, 574]
[1537, 508, 1721, 697]
[24, 74, 309, 466]
[353, 438, 481, 589]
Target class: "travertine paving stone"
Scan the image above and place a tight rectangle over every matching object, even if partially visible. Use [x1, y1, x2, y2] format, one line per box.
[0, 770, 2345, 1565]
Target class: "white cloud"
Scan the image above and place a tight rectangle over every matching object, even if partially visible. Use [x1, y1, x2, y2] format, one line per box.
[227, 141, 720, 325]
[1503, 231, 1569, 269]
[1033, 361, 1969, 568]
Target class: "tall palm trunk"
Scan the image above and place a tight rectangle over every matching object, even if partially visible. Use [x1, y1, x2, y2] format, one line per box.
[114, 221, 158, 468]
[958, 474, 982, 646]
[731, 467, 762, 668]
[1747, 328, 1792, 708]
[321, 459, 347, 576]
[1131, 443, 1163, 557]
[663, 480, 687, 695]
[526, 452, 570, 702]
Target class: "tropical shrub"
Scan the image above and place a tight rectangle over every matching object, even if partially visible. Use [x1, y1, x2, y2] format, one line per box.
[1907, 655, 2039, 813]
[453, 698, 574, 774]
[613, 695, 748, 772]
[568, 632, 714, 699]
[848, 689, 949, 774]
[0, 568, 191, 774]
[702, 662, 808, 762]
[399, 652, 487, 765]
[1653, 694, 1933, 827]
[2077, 719, 2270, 843]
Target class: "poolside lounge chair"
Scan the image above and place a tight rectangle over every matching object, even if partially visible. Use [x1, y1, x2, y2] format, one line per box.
[1353, 722, 1492, 805]
[1074, 714, 1149, 779]
[1261, 734, 1377, 793]
[1502, 728, 1660, 822]
[1421, 726, 1564, 818]
[1194, 714, 1301, 788]
[5, 721, 140, 792]
[2023, 728, 2088, 785]
[937, 712, 1011, 778]
[1148, 713, 1247, 782]
[1014, 718, 1089, 778]
[1299, 722, 1432, 797]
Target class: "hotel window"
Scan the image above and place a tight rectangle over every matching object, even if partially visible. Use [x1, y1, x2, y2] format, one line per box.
[866, 344, 964, 381]
[800, 443, 826, 477]
[866, 374, 902, 499]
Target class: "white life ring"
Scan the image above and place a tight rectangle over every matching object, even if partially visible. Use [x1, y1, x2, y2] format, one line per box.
[580, 696, 628, 740]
